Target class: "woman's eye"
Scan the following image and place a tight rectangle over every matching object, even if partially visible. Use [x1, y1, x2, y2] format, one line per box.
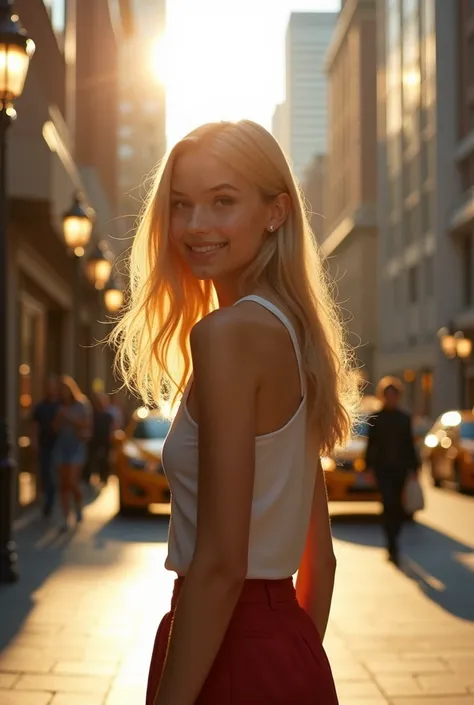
[215, 197, 234, 207]
[171, 200, 190, 210]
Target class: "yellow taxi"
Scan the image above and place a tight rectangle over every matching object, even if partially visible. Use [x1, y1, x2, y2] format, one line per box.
[322, 413, 380, 502]
[423, 410, 474, 494]
[115, 408, 171, 515]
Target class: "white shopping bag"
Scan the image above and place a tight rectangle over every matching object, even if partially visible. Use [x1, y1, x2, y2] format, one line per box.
[403, 474, 425, 514]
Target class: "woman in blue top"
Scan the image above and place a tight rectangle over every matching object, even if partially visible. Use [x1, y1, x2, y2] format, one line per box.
[53, 375, 92, 531]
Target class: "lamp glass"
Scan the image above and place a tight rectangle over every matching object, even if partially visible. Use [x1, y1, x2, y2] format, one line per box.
[63, 215, 93, 250]
[0, 41, 34, 100]
[440, 334, 456, 358]
[88, 259, 112, 290]
[104, 288, 124, 313]
[456, 337, 472, 359]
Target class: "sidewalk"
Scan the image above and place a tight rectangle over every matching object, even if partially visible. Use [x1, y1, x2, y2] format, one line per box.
[0, 482, 473, 705]
[0, 483, 173, 705]
[326, 509, 474, 705]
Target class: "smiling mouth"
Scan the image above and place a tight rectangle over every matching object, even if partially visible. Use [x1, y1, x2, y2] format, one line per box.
[187, 243, 227, 253]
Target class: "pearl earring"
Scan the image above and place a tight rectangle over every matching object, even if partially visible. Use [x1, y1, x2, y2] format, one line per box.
[269, 225, 275, 232]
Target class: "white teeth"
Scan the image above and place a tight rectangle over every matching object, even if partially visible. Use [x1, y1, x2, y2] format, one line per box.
[190, 244, 226, 253]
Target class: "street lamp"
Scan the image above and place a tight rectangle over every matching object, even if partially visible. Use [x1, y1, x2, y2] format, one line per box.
[438, 325, 472, 360]
[438, 324, 473, 409]
[87, 242, 113, 290]
[103, 276, 124, 314]
[62, 193, 94, 379]
[62, 193, 94, 255]
[0, 2, 35, 583]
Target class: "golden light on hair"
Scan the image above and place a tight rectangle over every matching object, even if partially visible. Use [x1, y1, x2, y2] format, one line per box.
[110, 120, 360, 455]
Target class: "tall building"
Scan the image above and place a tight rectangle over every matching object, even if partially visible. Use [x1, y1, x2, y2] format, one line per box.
[301, 154, 327, 240]
[285, 12, 337, 181]
[11, 0, 133, 509]
[271, 101, 290, 157]
[376, 0, 474, 416]
[117, 0, 166, 231]
[323, 0, 378, 384]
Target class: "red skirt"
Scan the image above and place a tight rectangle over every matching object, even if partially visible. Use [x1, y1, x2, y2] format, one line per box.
[146, 576, 339, 705]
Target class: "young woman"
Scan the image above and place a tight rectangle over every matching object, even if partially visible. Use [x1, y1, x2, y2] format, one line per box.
[53, 375, 92, 531]
[112, 120, 359, 705]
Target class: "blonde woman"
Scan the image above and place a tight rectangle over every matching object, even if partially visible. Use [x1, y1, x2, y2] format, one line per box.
[53, 375, 92, 531]
[112, 120, 359, 705]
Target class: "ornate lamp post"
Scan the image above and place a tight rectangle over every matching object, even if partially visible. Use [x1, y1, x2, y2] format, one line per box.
[62, 193, 94, 378]
[0, 1, 35, 583]
[86, 242, 113, 290]
[103, 276, 124, 314]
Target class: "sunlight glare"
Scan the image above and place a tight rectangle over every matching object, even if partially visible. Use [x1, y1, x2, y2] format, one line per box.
[151, 35, 168, 85]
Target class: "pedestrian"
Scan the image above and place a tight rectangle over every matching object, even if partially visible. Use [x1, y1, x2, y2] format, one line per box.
[112, 120, 360, 705]
[30, 375, 60, 518]
[53, 375, 92, 532]
[365, 376, 420, 565]
[84, 391, 114, 486]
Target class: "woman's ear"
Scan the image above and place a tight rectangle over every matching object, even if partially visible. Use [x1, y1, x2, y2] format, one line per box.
[269, 193, 291, 232]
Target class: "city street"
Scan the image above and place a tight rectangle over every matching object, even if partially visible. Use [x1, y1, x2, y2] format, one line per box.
[0, 474, 473, 705]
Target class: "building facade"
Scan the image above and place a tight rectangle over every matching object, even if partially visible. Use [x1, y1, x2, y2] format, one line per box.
[117, 0, 166, 235]
[271, 101, 290, 157]
[285, 12, 337, 182]
[301, 154, 327, 240]
[323, 0, 378, 385]
[375, 0, 464, 417]
[10, 0, 132, 509]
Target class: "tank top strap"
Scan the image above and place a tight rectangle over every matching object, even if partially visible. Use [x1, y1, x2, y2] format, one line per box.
[234, 295, 305, 396]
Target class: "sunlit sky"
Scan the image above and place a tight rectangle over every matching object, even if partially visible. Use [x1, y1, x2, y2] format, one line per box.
[156, 0, 340, 148]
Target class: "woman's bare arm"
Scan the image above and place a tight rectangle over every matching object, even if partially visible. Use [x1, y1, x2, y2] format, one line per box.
[153, 310, 258, 705]
[295, 458, 337, 641]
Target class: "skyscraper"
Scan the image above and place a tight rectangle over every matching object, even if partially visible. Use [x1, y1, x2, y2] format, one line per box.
[285, 12, 337, 181]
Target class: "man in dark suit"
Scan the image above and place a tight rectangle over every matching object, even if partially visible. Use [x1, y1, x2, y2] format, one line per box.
[365, 377, 420, 565]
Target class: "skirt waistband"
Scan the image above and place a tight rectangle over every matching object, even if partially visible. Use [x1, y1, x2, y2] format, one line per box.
[170, 576, 295, 611]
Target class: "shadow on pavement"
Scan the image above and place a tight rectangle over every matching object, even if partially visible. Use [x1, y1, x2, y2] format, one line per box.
[0, 484, 103, 651]
[94, 512, 170, 547]
[331, 512, 474, 622]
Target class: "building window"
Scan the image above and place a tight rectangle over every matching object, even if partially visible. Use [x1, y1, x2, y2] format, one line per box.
[421, 188, 433, 235]
[408, 265, 418, 303]
[424, 254, 434, 297]
[119, 125, 133, 139]
[119, 144, 134, 160]
[462, 237, 473, 307]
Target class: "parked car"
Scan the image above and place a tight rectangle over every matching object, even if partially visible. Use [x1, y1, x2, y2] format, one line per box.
[322, 414, 380, 503]
[423, 410, 474, 494]
[114, 408, 171, 515]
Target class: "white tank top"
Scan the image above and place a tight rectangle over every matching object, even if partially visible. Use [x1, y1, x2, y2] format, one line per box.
[161, 295, 317, 579]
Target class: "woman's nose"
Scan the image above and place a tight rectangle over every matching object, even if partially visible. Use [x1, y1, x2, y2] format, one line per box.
[187, 204, 211, 233]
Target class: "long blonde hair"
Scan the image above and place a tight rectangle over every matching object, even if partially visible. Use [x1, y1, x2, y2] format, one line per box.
[111, 120, 359, 454]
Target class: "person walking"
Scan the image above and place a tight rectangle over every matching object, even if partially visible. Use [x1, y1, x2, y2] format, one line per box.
[365, 376, 420, 565]
[53, 375, 92, 531]
[84, 392, 114, 486]
[112, 120, 360, 705]
[30, 375, 60, 518]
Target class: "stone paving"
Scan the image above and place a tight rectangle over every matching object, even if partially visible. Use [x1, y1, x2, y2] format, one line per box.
[0, 480, 473, 705]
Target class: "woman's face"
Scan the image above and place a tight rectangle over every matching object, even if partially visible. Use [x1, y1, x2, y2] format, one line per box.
[169, 147, 278, 284]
